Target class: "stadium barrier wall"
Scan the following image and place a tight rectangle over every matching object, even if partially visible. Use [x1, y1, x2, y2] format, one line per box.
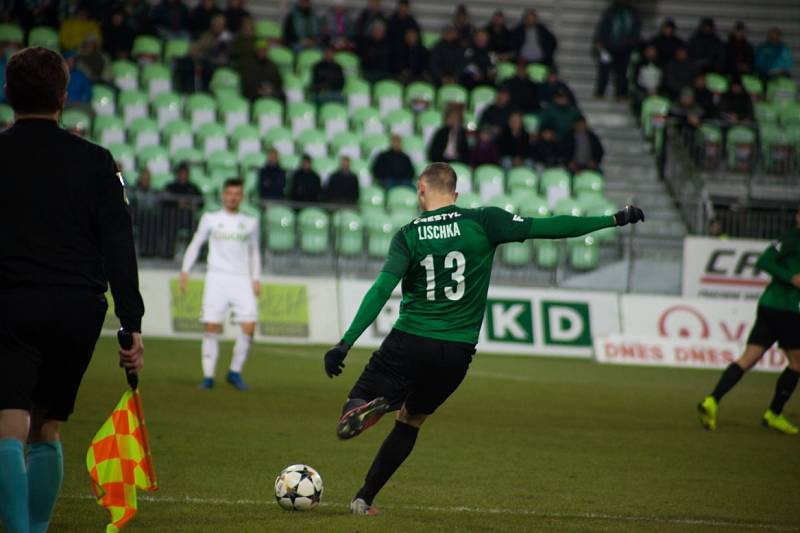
[682, 236, 770, 300]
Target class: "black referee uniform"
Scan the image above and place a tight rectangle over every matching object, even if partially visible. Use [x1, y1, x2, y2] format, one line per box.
[0, 118, 144, 421]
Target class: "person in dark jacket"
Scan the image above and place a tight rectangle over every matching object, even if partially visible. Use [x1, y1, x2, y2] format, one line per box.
[325, 155, 360, 204]
[538, 88, 581, 141]
[239, 39, 284, 101]
[469, 127, 500, 167]
[512, 9, 557, 67]
[593, 0, 641, 98]
[478, 87, 511, 140]
[530, 127, 565, 167]
[151, 0, 191, 40]
[461, 29, 495, 89]
[282, 0, 321, 50]
[648, 19, 684, 67]
[725, 22, 755, 77]
[360, 20, 393, 82]
[501, 59, 539, 113]
[354, 0, 385, 47]
[662, 46, 694, 99]
[189, 0, 222, 38]
[688, 18, 725, 74]
[485, 10, 513, 60]
[497, 111, 530, 168]
[311, 46, 345, 103]
[225, 0, 250, 33]
[103, 9, 135, 59]
[394, 28, 428, 83]
[691, 73, 716, 118]
[452, 4, 475, 48]
[289, 154, 322, 203]
[259, 148, 287, 200]
[427, 108, 469, 163]
[386, 0, 419, 55]
[429, 25, 464, 85]
[717, 79, 754, 123]
[563, 116, 604, 173]
[537, 68, 575, 108]
[372, 134, 416, 189]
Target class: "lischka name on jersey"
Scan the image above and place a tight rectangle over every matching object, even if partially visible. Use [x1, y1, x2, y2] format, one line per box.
[413, 211, 463, 240]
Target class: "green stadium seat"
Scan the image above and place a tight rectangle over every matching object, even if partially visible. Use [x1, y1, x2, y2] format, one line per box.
[265, 126, 295, 155]
[640, 95, 670, 140]
[61, 108, 91, 136]
[496, 61, 515, 83]
[405, 81, 435, 109]
[312, 156, 338, 182]
[390, 209, 416, 228]
[705, 72, 729, 95]
[297, 128, 327, 159]
[450, 162, 473, 193]
[108, 143, 136, 174]
[129, 117, 160, 150]
[91, 84, 115, 116]
[726, 125, 756, 171]
[164, 119, 193, 155]
[240, 151, 267, 171]
[359, 185, 385, 211]
[185, 93, 218, 129]
[767, 77, 797, 104]
[507, 167, 537, 193]
[210, 67, 242, 96]
[417, 108, 442, 145]
[253, 97, 284, 135]
[759, 123, 792, 173]
[779, 101, 800, 127]
[28, 26, 58, 49]
[283, 72, 305, 103]
[279, 152, 300, 171]
[586, 200, 617, 243]
[569, 235, 599, 270]
[455, 191, 481, 208]
[535, 238, 560, 269]
[319, 102, 348, 141]
[741, 75, 763, 99]
[471, 85, 496, 118]
[287, 101, 315, 135]
[437, 84, 468, 109]
[755, 101, 778, 123]
[268, 44, 294, 71]
[474, 164, 505, 202]
[231, 124, 262, 157]
[333, 209, 364, 256]
[333, 51, 360, 78]
[141, 63, 172, 98]
[255, 19, 281, 40]
[93, 115, 125, 146]
[488, 193, 516, 213]
[518, 195, 549, 218]
[265, 205, 296, 253]
[540, 167, 571, 207]
[365, 210, 396, 258]
[111, 60, 138, 91]
[387, 187, 417, 212]
[330, 131, 361, 159]
[118, 89, 148, 126]
[362, 133, 389, 161]
[573, 170, 604, 196]
[501, 240, 532, 267]
[526, 63, 549, 83]
[374, 80, 403, 117]
[164, 38, 190, 62]
[150, 172, 174, 190]
[172, 146, 203, 167]
[385, 108, 414, 137]
[197, 122, 228, 157]
[132, 35, 162, 59]
[152, 91, 182, 128]
[296, 48, 323, 74]
[349, 157, 370, 186]
[208, 149, 238, 184]
[421, 31, 438, 48]
[345, 77, 371, 111]
[298, 207, 330, 254]
[218, 94, 250, 133]
[523, 114, 540, 134]
[352, 106, 384, 136]
[138, 145, 170, 174]
[0, 23, 23, 45]
[401, 135, 426, 167]
[554, 197, 583, 217]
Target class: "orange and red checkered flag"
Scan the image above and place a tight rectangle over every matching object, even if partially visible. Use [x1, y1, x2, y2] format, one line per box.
[86, 382, 157, 532]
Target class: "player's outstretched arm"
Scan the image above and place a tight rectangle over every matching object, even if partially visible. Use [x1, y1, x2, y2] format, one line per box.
[323, 271, 401, 378]
[756, 242, 796, 285]
[529, 205, 644, 240]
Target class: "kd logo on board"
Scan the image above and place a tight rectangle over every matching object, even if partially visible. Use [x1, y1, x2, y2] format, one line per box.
[485, 299, 534, 344]
[542, 301, 591, 346]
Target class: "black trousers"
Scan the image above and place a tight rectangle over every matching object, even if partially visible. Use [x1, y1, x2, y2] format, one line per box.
[595, 46, 632, 97]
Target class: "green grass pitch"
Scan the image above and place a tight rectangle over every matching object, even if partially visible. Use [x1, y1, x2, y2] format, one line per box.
[50, 337, 799, 532]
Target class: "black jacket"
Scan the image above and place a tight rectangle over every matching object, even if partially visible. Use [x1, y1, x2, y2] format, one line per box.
[0, 119, 144, 331]
[290, 169, 322, 203]
[259, 164, 287, 200]
[512, 22, 557, 66]
[562, 130, 605, 165]
[325, 171, 360, 204]
[312, 59, 345, 94]
[371, 150, 415, 186]
[530, 138, 566, 167]
[478, 103, 511, 135]
[360, 35, 393, 77]
[497, 127, 530, 159]
[485, 23, 513, 56]
[429, 40, 465, 82]
[649, 34, 685, 67]
[427, 126, 469, 163]
[393, 42, 428, 78]
[725, 37, 755, 76]
[502, 75, 540, 113]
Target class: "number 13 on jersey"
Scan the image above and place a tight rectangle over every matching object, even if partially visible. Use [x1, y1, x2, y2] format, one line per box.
[420, 251, 466, 301]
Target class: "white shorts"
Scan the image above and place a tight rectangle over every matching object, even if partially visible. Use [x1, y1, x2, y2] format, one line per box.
[201, 273, 257, 324]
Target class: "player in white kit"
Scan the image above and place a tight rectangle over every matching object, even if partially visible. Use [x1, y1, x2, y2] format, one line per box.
[179, 178, 261, 390]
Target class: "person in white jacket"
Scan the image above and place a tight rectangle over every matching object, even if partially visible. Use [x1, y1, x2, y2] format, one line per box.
[180, 178, 261, 390]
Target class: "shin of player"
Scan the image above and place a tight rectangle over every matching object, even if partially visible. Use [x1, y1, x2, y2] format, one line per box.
[179, 178, 261, 391]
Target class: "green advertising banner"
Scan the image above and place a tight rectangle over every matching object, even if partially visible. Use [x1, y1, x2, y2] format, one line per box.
[258, 283, 309, 337]
[169, 278, 207, 333]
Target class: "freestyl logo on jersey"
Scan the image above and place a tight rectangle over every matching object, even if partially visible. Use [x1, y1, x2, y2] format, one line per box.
[413, 212, 462, 224]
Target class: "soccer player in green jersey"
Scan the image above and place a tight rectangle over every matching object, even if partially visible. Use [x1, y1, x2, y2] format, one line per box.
[699, 209, 800, 435]
[322, 163, 645, 515]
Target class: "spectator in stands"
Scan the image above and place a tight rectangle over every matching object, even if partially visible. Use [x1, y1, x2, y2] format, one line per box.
[485, 10, 513, 60]
[725, 22, 754, 77]
[151, 0, 191, 40]
[289, 155, 322, 203]
[537, 68, 575, 108]
[755, 27, 793, 79]
[428, 108, 469, 164]
[502, 59, 539, 113]
[669, 87, 704, 143]
[512, 9, 557, 67]
[283, 0, 321, 50]
[225, 0, 250, 33]
[497, 111, 530, 169]
[103, 9, 135, 60]
[632, 44, 662, 113]
[717, 79, 754, 124]
[479, 88, 511, 140]
[530, 127, 565, 167]
[18, 1, 60, 32]
[189, 0, 221, 39]
[373, 134, 416, 189]
[387, 0, 419, 54]
[60, 7, 102, 52]
[691, 73, 716, 117]
[322, 0, 355, 50]
[130, 169, 160, 258]
[649, 19, 684, 68]
[662, 46, 693, 99]
[469, 127, 500, 168]
[688, 18, 725, 74]
[325, 155, 360, 204]
[593, 0, 640, 99]
[539, 88, 580, 141]
[259, 148, 287, 200]
[77, 35, 110, 83]
[230, 15, 257, 69]
[123, 0, 154, 35]
[355, 0, 385, 48]
[239, 39, 284, 101]
[312, 46, 345, 103]
[563, 116, 604, 173]
[164, 162, 203, 257]
[394, 28, 428, 83]
[64, 51, 91, 104]
[452, 4, 474, 48]
[360, 20, 393, 83]
[429, 25, 465, 86]
[195, 13, 232, 69]
[461, 29, 495, 89]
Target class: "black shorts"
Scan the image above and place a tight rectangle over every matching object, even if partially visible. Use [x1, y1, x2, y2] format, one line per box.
[348, 329, 475, 416]
[0, 287, 107, 421]
[746, 305, 800, 351]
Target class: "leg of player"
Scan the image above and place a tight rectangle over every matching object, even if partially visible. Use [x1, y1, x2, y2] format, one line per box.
[200, 323, 222, 390]
[227, 322, 254, 391]
[698, 344, 766, 430]
[351, 406, 427, 516]
[763, 350, 800, 435]
[26, 410, 63, 533]
[0, 409, 31, 533]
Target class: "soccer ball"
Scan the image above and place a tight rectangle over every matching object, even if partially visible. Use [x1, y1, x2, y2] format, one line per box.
[274, 464, 323, 511]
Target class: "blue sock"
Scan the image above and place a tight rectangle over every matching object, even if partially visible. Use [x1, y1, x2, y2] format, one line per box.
[27, 441, 64, 533]
[0, 438, 29, 533]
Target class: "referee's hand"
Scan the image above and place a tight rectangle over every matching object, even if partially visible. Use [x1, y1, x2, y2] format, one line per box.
[120, 332, 144, 372]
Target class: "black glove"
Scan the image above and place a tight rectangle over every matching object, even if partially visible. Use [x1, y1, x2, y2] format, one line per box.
[324, 340, 349, 378]
[613, 205, 645, 226]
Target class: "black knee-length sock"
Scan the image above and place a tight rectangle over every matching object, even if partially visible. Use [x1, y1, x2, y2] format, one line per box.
[356, 421, 419, 505]
[769, 368, 799, 415]
[711, 363, 745, 402]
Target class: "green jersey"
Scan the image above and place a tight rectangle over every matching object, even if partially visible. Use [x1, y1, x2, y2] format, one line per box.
[374, 204, 614, 344]
[757, 228, 800, 314]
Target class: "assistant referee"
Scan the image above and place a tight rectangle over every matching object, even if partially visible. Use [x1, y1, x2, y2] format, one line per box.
[0, 47, 145, 533]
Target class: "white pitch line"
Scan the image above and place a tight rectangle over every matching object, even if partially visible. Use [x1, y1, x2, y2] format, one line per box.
[63, 494, 798, 531]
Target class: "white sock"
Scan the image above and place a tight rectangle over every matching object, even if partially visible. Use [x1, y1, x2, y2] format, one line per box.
[201, 333, 220, 378]
[230, 332, 252, 373]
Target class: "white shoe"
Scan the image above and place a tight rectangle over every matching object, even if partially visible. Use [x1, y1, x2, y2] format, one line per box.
[350, 498, 380, 515]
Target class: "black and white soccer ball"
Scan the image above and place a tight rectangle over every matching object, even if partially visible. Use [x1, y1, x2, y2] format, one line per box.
[274, 464, 323, 511]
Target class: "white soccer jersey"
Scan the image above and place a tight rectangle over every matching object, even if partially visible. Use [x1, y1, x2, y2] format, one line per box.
[181, 210, 261, 279]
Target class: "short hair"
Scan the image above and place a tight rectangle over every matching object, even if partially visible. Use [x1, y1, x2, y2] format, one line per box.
[420, 162, 457, 193]
[223, 177, 244, 189]
[5, 47, 68, 114]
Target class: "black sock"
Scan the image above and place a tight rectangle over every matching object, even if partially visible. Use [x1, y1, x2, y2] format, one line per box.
[342, 398, 366, 416]
[711, 363, 745, 402]
[768, 368, 799, 415]
[356, 420, 419, 505]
